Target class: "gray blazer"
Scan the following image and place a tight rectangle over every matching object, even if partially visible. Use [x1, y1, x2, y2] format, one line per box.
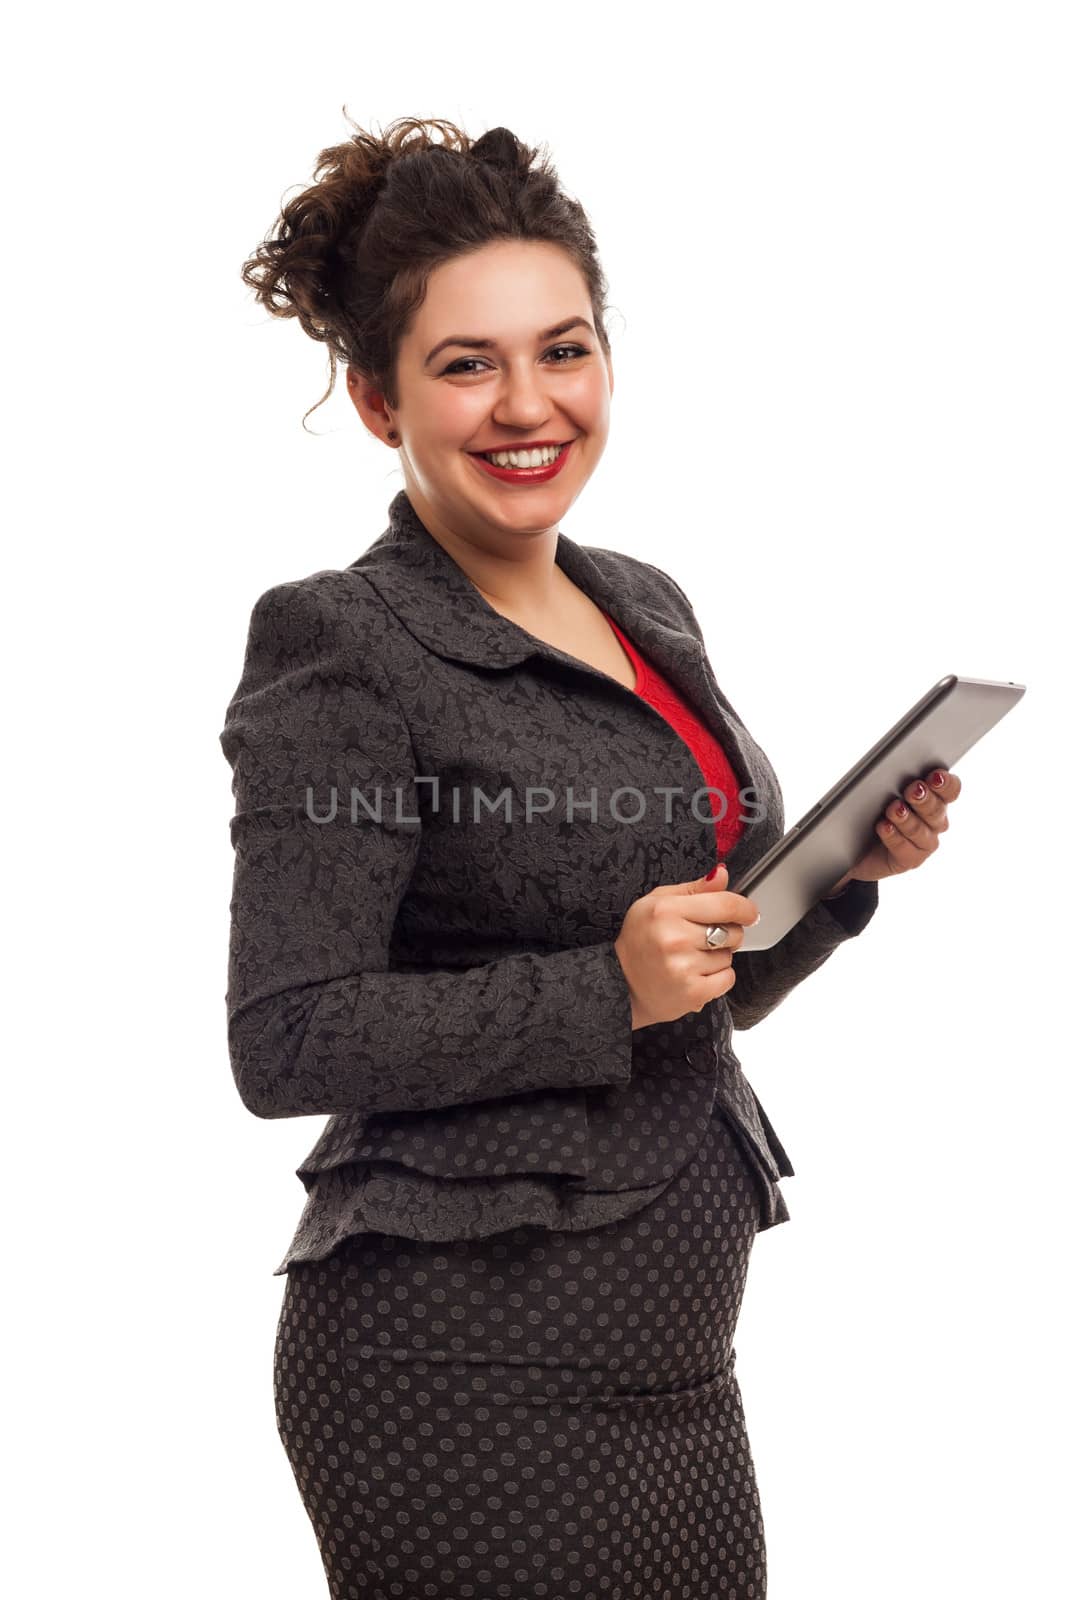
[220, 489, 879, 1275]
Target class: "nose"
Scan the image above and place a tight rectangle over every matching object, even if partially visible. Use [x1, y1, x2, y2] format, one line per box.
[490, 362, 557, 430]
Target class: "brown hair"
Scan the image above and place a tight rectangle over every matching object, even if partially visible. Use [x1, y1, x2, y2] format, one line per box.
[239, 113, 615, 430]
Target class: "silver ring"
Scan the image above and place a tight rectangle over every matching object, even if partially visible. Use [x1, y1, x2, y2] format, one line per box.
[705, 924, 732, 950]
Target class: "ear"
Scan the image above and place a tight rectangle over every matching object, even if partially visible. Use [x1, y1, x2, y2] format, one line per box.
[346, 368, 394, 445]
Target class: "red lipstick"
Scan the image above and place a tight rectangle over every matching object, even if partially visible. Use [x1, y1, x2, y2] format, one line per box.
[467, 439, 574, 485]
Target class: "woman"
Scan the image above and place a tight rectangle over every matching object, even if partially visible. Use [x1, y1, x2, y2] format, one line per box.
[222, 117, 960, 1599]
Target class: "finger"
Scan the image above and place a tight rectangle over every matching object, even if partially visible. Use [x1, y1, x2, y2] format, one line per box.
[876, 814, 934, 867]
[901, 778, 950, 832]
[883, 808, 940, 853]
[692, 967, 738, 1008]
[652, 866, 728, 901]
[885, 794, 942, 851]
[685, 890, 760, 927]
[927, 767, 962, 802]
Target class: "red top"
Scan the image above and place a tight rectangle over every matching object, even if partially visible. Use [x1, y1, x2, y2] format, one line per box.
[604, 613, 744, 859]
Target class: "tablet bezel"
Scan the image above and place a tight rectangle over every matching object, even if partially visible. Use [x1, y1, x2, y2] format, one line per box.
[728, 674, 1025, 952]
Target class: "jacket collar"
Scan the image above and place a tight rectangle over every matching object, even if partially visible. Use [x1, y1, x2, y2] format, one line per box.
[352, 488, 707, 684]
[349, 491, 760, 820]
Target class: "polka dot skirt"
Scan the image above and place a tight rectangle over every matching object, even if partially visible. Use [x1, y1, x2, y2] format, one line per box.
[273, 1103, 769, 1598]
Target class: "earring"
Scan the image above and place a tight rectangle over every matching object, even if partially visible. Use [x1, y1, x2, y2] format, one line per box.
[387, 429, 398, 441]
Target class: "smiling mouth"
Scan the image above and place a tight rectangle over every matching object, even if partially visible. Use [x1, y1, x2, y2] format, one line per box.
[466, 441, 576, 483]
[469, 440, 576, 460]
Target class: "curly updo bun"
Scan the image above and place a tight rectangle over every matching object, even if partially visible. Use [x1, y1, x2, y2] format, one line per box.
[239, 113, 613, 429]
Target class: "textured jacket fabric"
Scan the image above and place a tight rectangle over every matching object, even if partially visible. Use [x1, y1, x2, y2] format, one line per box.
[220, 488, 879, 1275]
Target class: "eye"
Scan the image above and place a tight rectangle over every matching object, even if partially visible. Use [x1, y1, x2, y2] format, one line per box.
[442, 343, 591, 376]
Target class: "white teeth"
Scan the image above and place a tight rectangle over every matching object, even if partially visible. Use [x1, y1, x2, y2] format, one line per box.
[482, 443, 564, 468]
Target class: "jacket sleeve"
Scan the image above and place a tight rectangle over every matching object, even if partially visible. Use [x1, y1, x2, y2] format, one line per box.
[220, 579, 634, 1121]
[641, 558, 881, 1031]
[725, 878, 880, 1030]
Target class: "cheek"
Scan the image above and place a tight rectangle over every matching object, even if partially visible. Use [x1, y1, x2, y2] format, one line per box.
[422, 388, 489, 444]
[572, 368, 612, 429]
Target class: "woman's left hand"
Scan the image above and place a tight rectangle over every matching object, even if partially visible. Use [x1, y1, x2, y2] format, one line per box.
[824, 767, 963, 895]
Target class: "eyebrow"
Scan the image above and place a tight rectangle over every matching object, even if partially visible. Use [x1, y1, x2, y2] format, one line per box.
[424, 316, 595, 368]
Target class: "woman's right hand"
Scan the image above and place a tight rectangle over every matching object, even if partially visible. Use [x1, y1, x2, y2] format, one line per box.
[613, 864, 761, 1030]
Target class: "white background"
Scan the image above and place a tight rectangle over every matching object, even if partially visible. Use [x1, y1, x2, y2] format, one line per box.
[6, 2, 1063, 1595]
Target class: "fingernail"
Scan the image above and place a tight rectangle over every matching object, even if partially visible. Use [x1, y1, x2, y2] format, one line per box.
[930, 770, 945, 788]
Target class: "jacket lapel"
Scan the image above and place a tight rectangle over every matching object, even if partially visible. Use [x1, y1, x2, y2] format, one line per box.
[351, 489, 759, 812]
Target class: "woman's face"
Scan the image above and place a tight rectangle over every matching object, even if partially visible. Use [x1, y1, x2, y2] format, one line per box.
[349, 238, 614, 543]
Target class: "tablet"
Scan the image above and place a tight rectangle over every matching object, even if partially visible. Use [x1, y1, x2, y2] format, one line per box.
[730, 674, 1025, 951]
